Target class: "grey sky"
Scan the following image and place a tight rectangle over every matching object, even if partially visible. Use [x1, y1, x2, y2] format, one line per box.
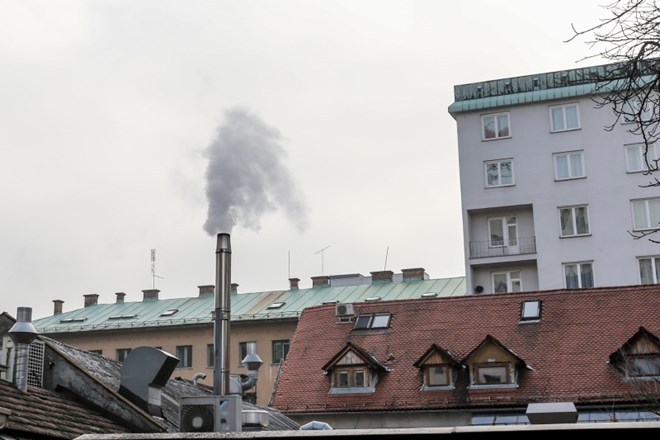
[1, 0, 606, 319]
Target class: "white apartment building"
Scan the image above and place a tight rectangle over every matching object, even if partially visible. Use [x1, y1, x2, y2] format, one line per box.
[448, 61, 660, 295]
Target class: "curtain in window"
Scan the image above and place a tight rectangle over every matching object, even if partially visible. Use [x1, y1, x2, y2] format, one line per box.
[565, 106, 578, 129]
[580, 263, 594, 288]
[639, 258, 654, 284]
[486, 163, 500, 186]
[575, 206, 589, 234]
[497, 115, 509, 137]
[560, 208, 574, 236]
[565, 265, 579, 288]
[501, 161, 512, 184]
[570, 153, 583, 176]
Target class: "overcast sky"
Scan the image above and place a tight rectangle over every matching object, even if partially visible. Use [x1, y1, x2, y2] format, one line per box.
[1, 0, 609, 319]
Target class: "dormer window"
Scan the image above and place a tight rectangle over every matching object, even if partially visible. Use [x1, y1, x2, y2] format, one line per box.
[610, 327, 660, 379]
[463, 335, 531, 389]
[414, 344, 458, 390]
[322, 342, 389, 394]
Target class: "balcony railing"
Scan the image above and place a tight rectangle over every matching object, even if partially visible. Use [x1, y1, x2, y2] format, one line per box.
[469, 236, 536, 259]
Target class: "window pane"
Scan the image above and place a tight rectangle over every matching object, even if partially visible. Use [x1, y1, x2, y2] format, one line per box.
[354, 370, 365, 387]
[630, 356, 660, 376]
[649, 199, 660, 228]
[575, 206, 589, 234]
[486, 163, 499, 186]
[371, 314, 391, 328]
[552, 108, 564, 131]
[570, 153, 584, 177]
[633, 200, 649, 229]
[493, 274, 508, 293]
[580, 263, 594, 288]
[497, 115, 509, 137]
[560, 208, 575, 236]
[555, 154, 569, 179]
[565, 106, 578, 129]
[338, 372, 349, 387]
[489, 219, 504, 246]
[639, 258, 654, 284]
[627, 145, 643, 171]
[428, 365, 449, 386]
[207, 344, 214, 367]
[565, 264, 579, 288]
[483, 116, 495, 139]
[477, 365, 507, 384]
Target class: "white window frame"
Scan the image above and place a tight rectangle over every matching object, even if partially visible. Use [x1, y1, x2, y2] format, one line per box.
[563, 261, 594, 288]
[558, 205, 590, 237]
[621, 97, 653, 124]
[492, 270, 522, 293]
[638, 256, 660, 284]
[631, 197, 660, 231]
[625, 142, 658, 173]
[484, 159, 514, 187]
[549, 103, 580, 132]
[553, 150, 585, 180]
[481, 112, 511, 140]
[488, 216, 518, 248]
[176, 345, 193, 368]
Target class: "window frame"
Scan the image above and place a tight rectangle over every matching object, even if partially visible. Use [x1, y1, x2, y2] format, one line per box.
[481, 112, 511, 141]
[632, 197, 660, 231]
[492, 270, 522, 293]
[484, 158, 514, 188]
[239, 341, 257, 366]
[520, 300, 542, 321]
[176, 345, 193, 369]
[116, 348, 131, 363]
[563, 261, 594, 288]
[549, 103, 580, 132]
[626, 142, 658, 173]
[207, 343, 214, 367]
[558, 205, 590, 237]
[474, 362, 510, 385]
[553, 150, 585, 180]
[638, 256, 660, 284]
[272, 339, 290, 364]
[488, 216, 518, 248]
[425, 364, 451, 387]
[333, 366, 370, 389]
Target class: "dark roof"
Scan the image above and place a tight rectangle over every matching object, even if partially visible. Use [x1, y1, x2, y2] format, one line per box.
[0, 379, 130, 439]
[271, 284, 660, 414]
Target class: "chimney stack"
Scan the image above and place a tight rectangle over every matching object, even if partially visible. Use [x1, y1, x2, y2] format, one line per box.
[8, 307, 38, 392]
[231, 283, 238, 294]
[198, 285, 214, 296]
[311, 275, 330, 287]
[370, 270, 394, 283]
[142, 289, 159, 301]
[53, 299, 64, 315]
[84, 294, 99, 307]
[115, 292, 126, 304]
[289, 277, 300, 290]
[401, 267, 427, 281]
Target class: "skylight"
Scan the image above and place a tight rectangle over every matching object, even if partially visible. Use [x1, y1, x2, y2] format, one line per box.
[108, 314, 138, 320]
[520, 300, 541, 321]
[353, 313, 392, 330]
[421, 292, 438, 298]
[160, 309, 179, 317]
[365, 296, 381, 302]
[267, 302, 285, 309]
[60, 317, 87, 323]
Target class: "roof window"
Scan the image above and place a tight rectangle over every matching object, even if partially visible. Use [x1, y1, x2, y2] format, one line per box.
[353, 313, 391, 330]
[108, 314, 137, 320]
[520, 300, 541, 321]
[267, 302, 285, 309]
[60, 317, 87, 323]
[160, 309, 179, 317]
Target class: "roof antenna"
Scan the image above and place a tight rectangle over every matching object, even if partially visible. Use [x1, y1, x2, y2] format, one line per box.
[315, 245, 330, 275]
[384, 246, 389, 270]
[151, 248, 164, 289]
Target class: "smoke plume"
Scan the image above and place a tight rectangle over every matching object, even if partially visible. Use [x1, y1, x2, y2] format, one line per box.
[203, 107, 308, 235]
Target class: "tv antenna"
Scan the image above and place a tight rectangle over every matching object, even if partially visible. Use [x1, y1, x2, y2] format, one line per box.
[151, 248, 164, 289]
[315, 245, 330, 275]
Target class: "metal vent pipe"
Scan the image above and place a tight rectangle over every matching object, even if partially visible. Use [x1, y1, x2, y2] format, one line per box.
[214, 233, 232, 395]
[8, 307, 38, 392]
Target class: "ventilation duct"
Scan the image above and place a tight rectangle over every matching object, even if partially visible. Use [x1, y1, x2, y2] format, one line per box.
[8, 307, 38, 392]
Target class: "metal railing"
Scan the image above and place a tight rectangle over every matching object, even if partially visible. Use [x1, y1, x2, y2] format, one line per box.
[469, 236, 536, 259]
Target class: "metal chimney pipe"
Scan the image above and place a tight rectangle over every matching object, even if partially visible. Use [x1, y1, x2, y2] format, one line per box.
[8, 307, 38, 392]
[214, 233, 232, 395]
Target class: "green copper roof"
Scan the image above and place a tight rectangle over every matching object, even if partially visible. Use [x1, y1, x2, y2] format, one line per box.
[33, 275, 466, 334]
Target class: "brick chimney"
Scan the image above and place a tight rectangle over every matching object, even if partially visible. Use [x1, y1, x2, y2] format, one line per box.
[289, 277, 300, 290]
[198, 285, 214, 296]
[53, 299, 64, 315]
[401, 267, 427, 281]
[142, 289, 159, 301]
[231, 283, 238, 294]
[84, 294, 99, 307]
[370, 270, 394, 283]
[115, 292, 126, 304]
[311, 275, 330, 287]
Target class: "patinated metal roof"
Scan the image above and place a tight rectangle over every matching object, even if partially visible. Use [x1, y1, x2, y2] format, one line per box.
[33, 275, 466, 334]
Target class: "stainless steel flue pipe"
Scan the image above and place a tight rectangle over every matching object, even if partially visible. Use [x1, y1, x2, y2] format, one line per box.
[214, 233, 232, 395]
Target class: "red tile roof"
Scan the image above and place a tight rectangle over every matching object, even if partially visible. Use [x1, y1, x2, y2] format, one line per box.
[271, 285, 660, 414]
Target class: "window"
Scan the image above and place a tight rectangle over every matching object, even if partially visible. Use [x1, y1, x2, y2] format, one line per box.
[549, 103, 580, 132]
[272, 339, 290, 364]
[563, 262, 594, 288]
[176, 345, 193, 368]
[484, 159, 514, 187]
[553, 150, 585, 180]
[626, 143, 658, 173]
[638, 256, 660, 284]
[482, 112, 510, 140]
[632, 198, 660, 231]
[353, 313, 391, 330]
[207, 344, 214, 367]
[628, 354, 660, 378]
[520, 300, 541, 321]
[239, 341, 256, 365]
[622, 97, 653, 124]
[89, 349, 103, 355]
[475, 363, 509, 385]
[488, 216, 517, 247]
[334, 367, 370, 388]
[559, 205, 590, 237]
[426, 365, 450, 387]
[492, 270, 521, 293]
[116, 348, 131, 362]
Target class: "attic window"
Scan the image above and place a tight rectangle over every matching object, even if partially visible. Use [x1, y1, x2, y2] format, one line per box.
[160, 309, 179, 317]
[60, 317, 87, 323]
[108, 314, 137, 320]
[520, 300, 542, 321]
[610, 327, 660, 379]
[353, 313, 391, 330]
[267, 302, 285, 309]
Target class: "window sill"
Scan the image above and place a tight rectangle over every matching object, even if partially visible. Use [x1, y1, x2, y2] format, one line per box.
[481, 136, 512, 142]
[485, 184, 516, 189]
[550, 127, 581, 133]
[554, 176, 586, 182]
[559, 233, 592, 239]
[421, 385, 455, 391]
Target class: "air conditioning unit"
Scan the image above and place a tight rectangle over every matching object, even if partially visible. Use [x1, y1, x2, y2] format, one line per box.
[335, 303, 354, 316]
[180, 395, 242, 432]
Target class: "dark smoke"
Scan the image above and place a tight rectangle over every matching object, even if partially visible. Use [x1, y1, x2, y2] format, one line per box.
[203, 107, 308, 235]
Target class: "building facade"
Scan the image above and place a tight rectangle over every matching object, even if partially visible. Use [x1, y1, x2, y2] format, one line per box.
[449, 61, 660, 295]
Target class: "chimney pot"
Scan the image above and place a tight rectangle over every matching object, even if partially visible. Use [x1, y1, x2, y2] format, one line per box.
[289, 278, 300, 290]
[231, 283, 238, 294]
[84, 294, 99, 307]
[311, 275, 330, 287]
[401, 267, 427, 281]
[115, 292, 126, 304]
[370, 270, 394, 283]
[198, 285, 215, 296]
[142, 289, 159, 301]
[53, 299, 64, 315]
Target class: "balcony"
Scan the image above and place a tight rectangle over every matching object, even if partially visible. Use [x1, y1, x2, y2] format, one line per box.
[469, 236, 536, 259]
